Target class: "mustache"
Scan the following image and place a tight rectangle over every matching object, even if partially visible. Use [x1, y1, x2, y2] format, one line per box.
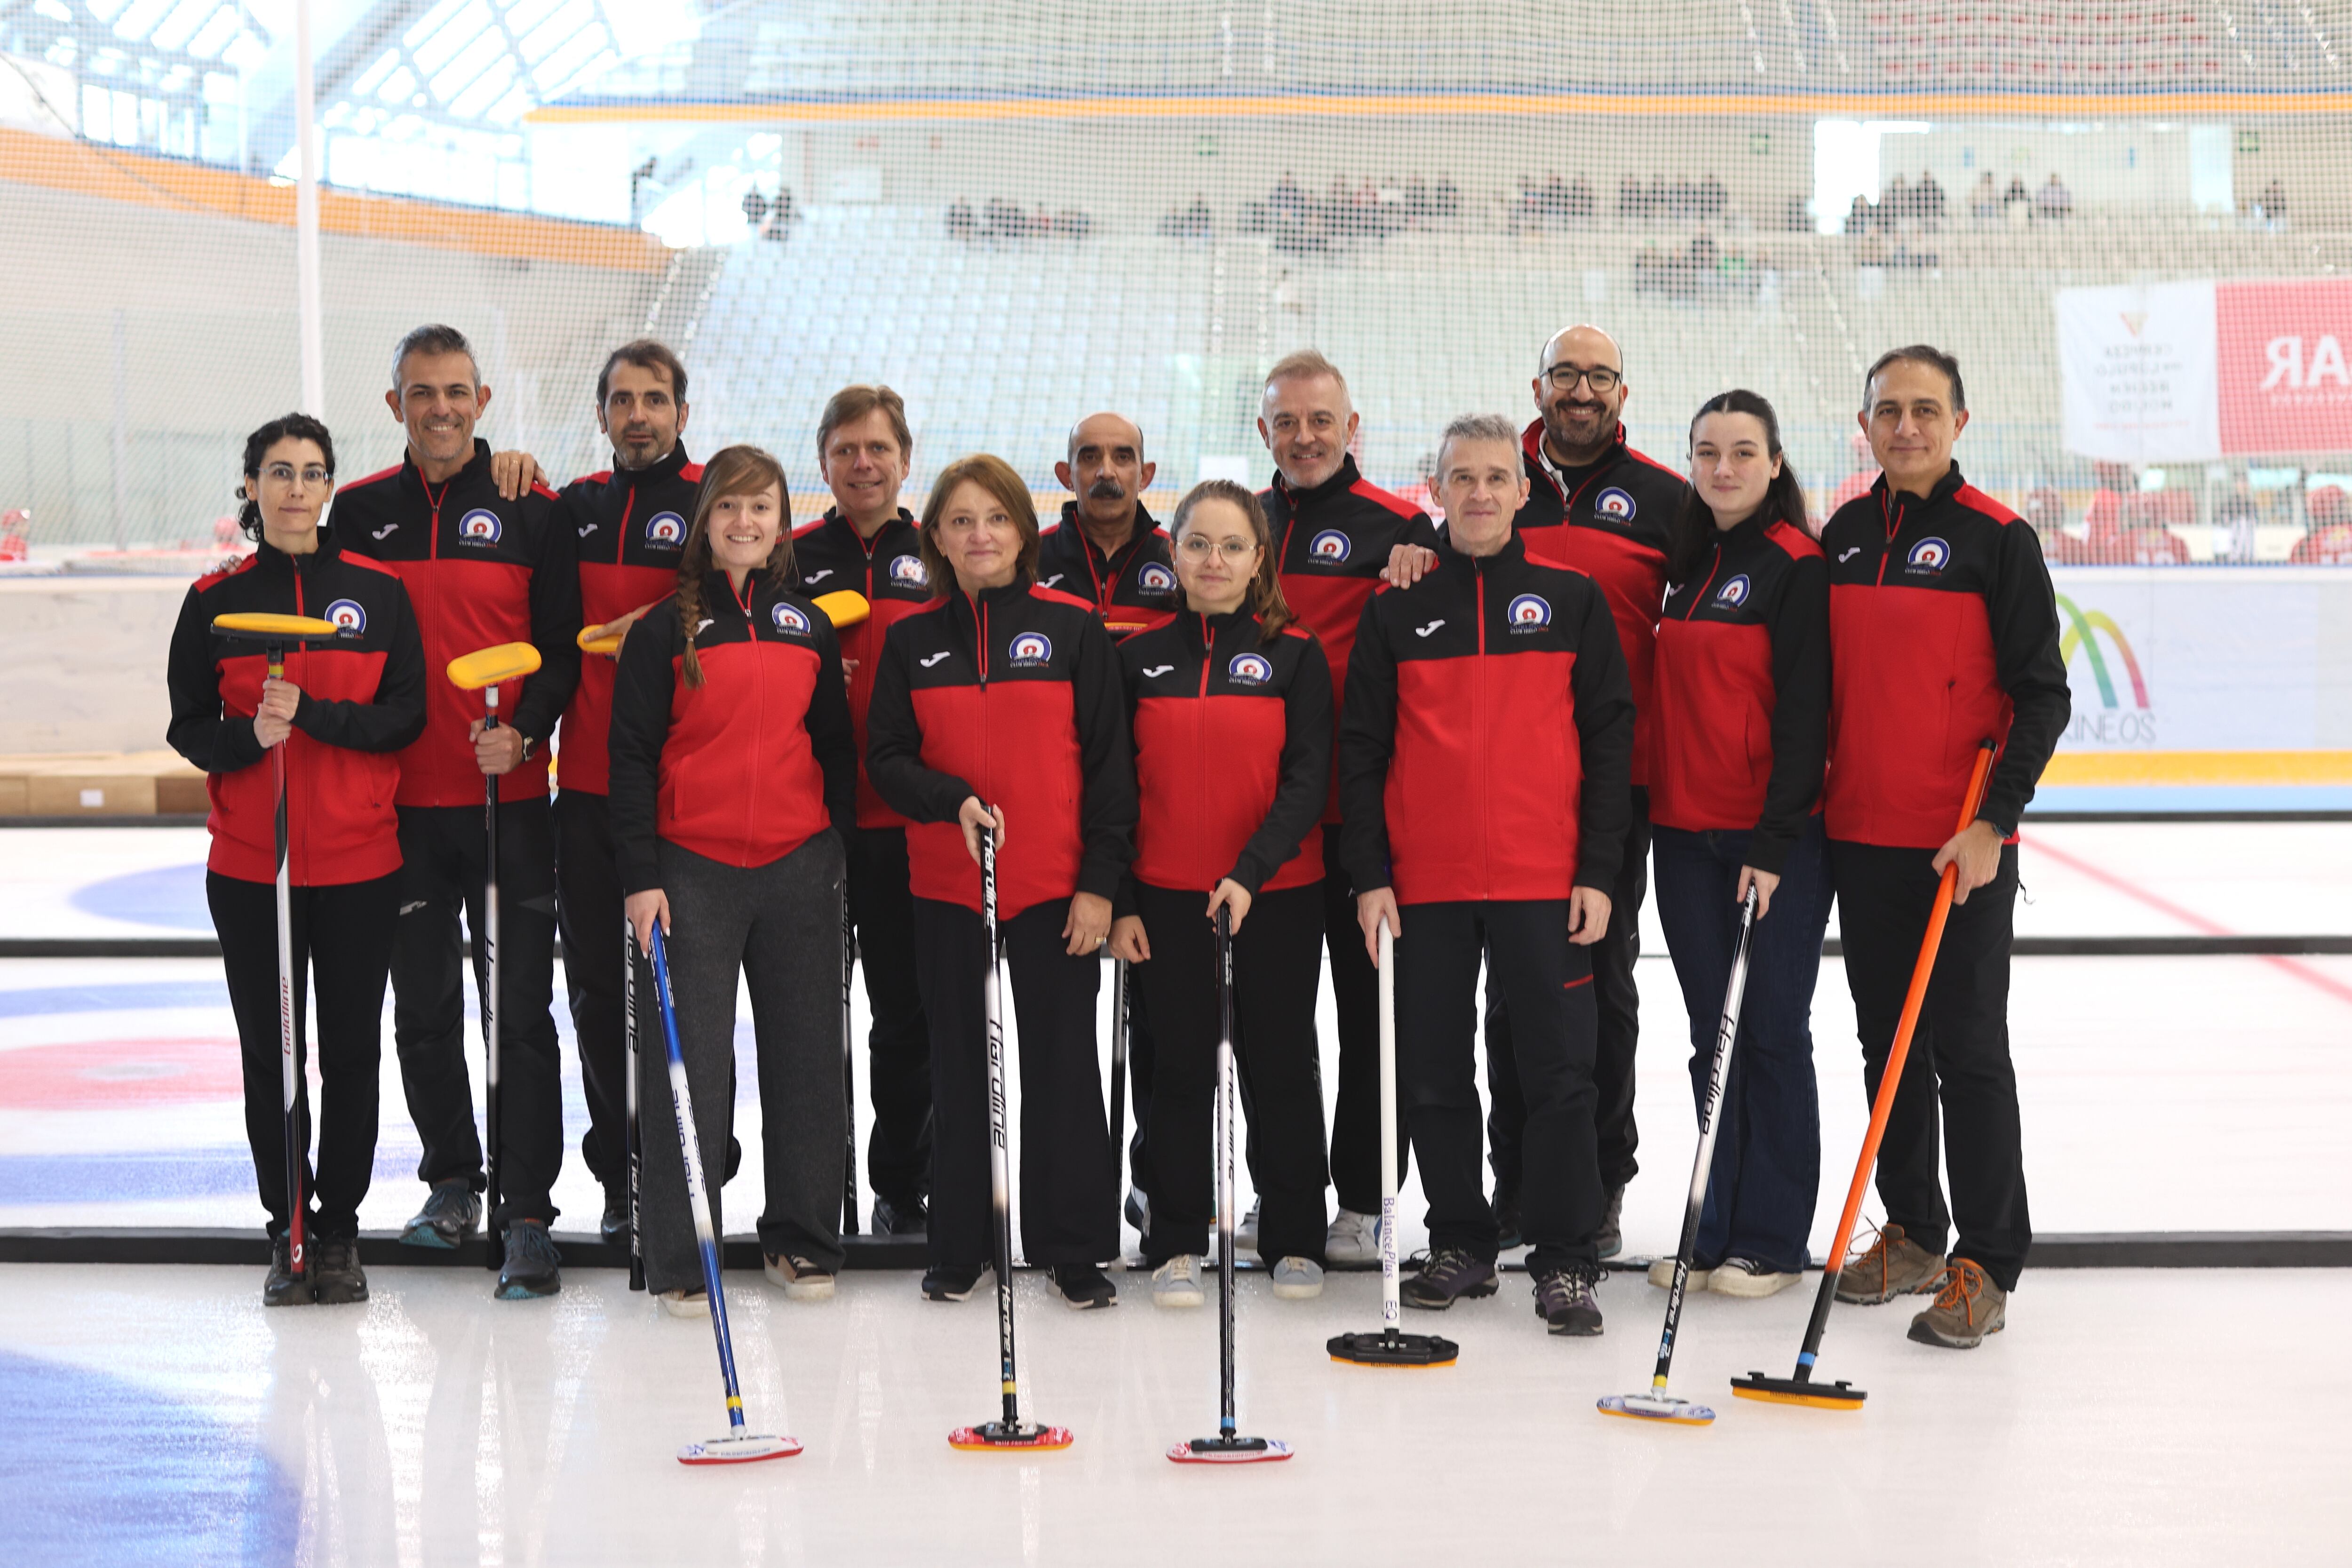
[1086, 477, 1127, 499]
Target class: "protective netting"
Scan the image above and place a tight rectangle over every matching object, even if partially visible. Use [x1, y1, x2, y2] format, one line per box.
[2, 0, 2349, 564]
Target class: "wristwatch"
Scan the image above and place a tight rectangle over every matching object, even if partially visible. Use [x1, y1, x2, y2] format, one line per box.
[518, 734, 538, 763]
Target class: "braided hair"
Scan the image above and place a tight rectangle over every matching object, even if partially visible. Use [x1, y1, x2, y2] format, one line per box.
[675, 444, 794, 689]
[237, 413, 336, 542]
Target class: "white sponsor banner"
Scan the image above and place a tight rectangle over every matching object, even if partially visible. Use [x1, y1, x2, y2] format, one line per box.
[2058, 282, 2222, 464]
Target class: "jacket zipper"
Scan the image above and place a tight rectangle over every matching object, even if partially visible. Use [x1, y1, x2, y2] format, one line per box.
[1876, 493, 1901, 587]
[1690, 542, 1724, 614]
[1475, 568, 1489, 893]
[617, 486, 636, 566]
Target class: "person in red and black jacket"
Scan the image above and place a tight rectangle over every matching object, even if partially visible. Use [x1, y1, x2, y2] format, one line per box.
[608, 446, 857, 1312]
[550, 339, 702, 1246]
[866, 453, 1136, 1310]
[167, 414, 424, 1308]
[1341, 414, 1633, 1337]
[790, 384, 938, 1238]
[1647, 390, 1832, 1300]
[1822, 345, 2069, 1350]
[1105, 479, 1334, 1306]
[1038, 412, 1180, 637]
[334, 323, 581, 1299]
[1256, 350, 1438, 1266]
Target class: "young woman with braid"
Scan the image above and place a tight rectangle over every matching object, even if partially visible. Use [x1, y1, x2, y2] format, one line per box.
[607, 445, 858, 1315]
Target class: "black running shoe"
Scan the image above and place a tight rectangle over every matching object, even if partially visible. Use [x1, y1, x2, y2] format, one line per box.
[262, 1235, 310, 1307]
[311, 1239, 368, 1305]
[399, 1180, 481, 1249]
[599, 1200, 629, 1249]
[496, 1219, 562, 1299]
[1399, 1247, 1498, 1309]
[873, 1196, 928, 1237]
[922, 1263, 987, 1302]
[1051, 1263, 1118, 1310]
[1534, 1262, 1605, 1336]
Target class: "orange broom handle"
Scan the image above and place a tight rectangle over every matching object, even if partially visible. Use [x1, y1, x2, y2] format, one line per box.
[1820, 739, 1998, 1269]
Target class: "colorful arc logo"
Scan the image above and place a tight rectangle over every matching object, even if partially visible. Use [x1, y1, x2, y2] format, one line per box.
[2053, 594, 2149, 709]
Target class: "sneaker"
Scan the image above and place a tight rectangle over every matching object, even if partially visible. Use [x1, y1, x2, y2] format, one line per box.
[660, 1288, 708, 1319]
[1051, 1263, 1118, 1310]
[399, 1180, 481, 1249]
[1399, 1247, 1498, 1310]
[1594, 1185, 1626, 1259]
[1907, 1259, 2007, 1348]
[495, 1219, 562, 1300]
[262, 1234, 310, 1307]
[922, 1263, 988, 1302]
[1152, 1255, 1206, 1308]
[599, 1201, 629, 1249]
[1836, 1222, 1945, 1305]
[1494, 1196, 1523, 1251]
[1235, 1199, 1261, 1254]
[873, 1196, 928, 1237]
[1124, 1187, 1150, 1236]
[1270, 1256, 1324, 1299]
[1325, 1209, 1381, 1266]
[310, 1239, 368, 1305]
[1646, 1257, 1713, 1292]
[763, 1253, 836, 1301]
[1533, 1263, 1605, 1336]
[1709, 1257, 1803, 1298]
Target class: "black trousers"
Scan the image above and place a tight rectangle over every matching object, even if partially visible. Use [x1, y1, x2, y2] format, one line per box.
[390, 799, 565, 1229]
[1487, 788, 1648, 1199]
[1323, 822, 1406, 1216]
[1132, 882, 1327, 1266]
[846, 825, 933, 1209]
[554, 789, 629, 1207]
[912, 896, 1117, 1271]
[1830, 839, 2031, 1292]
[1398, 899, 1601, 1272]
[210, 870, 399, 1241]
[1120, 960, 1159, 1203]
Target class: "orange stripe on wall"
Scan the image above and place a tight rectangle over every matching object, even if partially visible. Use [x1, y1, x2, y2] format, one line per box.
[0, 126, 664, 272]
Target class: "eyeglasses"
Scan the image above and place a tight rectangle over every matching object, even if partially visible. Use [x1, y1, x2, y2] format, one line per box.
[1176, 536, 1259, 562]
[1543, 364, 1621, 394]
[262, 464, 333, 487]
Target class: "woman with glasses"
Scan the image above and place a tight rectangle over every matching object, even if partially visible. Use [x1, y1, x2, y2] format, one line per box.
[1106, 479, 1335, 1306]
[166, 414, 426, 1307]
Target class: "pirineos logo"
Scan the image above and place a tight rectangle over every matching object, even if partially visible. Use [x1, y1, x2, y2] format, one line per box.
[324, 598, 366, 634]
[456, 509, 502, 545]
[1308, 529, 1351, 563]
[645, 511, 686, 548]
[1594, 487, 1637, 521]
[771, 603, 811, 636]
[890, 554, 930, 588]
[1714, 574, 1752, 608]
[1227, 653, 1273, 685]
[1506, 593, 1551, 629]
[2055, 593, 2154, 746]
[1007, 631, 1053, 667]
[1137, 562, 1178, 594]
[1904, 536, 1950, 573]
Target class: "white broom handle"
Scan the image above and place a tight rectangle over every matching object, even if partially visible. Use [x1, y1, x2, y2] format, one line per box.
[1377, 918, 1398, 1332]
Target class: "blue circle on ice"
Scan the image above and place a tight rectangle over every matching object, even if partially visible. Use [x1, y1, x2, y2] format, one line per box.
[69, 863, 214, 931]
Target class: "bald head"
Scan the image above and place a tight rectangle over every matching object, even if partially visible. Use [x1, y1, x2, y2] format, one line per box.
[1538, 323, 1624, 379]
[1533, 322, 1629, 467]
[1056, 410, 1155, 544]
[1067, 411, 1144, 468]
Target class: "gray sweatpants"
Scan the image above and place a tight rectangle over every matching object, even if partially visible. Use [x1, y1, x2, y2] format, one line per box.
[638, 831, 847, 1295]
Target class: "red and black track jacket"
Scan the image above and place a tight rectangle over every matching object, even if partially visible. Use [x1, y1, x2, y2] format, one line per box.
[1516, 420, 1682, 788]
[866, 581, 1136, 921]
[1339, 533, 1633, 906]
[1118, 609, 1331, 906]
[1651, 510, 1829, 875]
[333, 440, 580, 808]
[555, 443, 702, 796]
[166, 531, 425, 884]
[789, 506, 934, 828]
[1821, 465, 2070, 848]
[1262, 455, 1439, 820]
[1036, 502, 1179, 636]
[604, 570, 856, 896]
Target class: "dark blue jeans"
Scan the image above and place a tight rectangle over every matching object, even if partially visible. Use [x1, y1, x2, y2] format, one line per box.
[1651, 817, 1832, 1274]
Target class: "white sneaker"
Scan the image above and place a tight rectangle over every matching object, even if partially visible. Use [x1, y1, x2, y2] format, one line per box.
[763, 1252, 836, 1301]
[1270, 1256, 1324, 1299]
[1708, 1257, 1803, 1298]
[1235, 1199, 1261, 1254]
[1152, 1255, 1206, 1308]
[1325, 1209, 1380, 1266]
[1646, 1258, 1713, 1292]
[659, 1289, 707, 1319]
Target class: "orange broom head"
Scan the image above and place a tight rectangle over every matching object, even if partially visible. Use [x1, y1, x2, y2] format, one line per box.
[1730, 1374, 1867, 1410]
[576, 625, 624, 656]
[446, 641, 542, 691]
[949, 1423, 1074, 1451]
[812, 589, 870, 629]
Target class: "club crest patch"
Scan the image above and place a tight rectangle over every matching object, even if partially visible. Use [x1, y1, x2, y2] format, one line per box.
[1506, 593, 1552, 629]
[644, 511, 686, 548]
[324, 598, 366, 634]
[1008, 631, 1053, 667]
[889, 554, 930, 589]
[1228, 653, 1273, 685]
[1594, 488, 1637, 521]
[771, 603, 811, 635]
[1906, 537, 1951, 573]
[1308, 529, 1351, 564]
[1137, 561, 1177, 594]
[456, 509, 502, 545]
[1714, 574, 1752, 607]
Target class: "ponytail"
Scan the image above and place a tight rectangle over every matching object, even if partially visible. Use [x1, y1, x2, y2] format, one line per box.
[237, 412, 336, 543]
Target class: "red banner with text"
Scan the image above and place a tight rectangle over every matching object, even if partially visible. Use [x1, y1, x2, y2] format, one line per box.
[2216, 278, 2352, 457]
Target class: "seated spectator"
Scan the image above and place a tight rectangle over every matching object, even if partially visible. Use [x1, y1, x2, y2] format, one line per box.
[1619, 173, 1642, 223]
[1699, 172, 1725, 219]
[946, 196, 976, 240]
[1917, 170, 1945, 228]
[1271, 172, 1305, 214]
[2256, 179, 2288, 223]
[1060, 208, 1092, 241]
[2037, 173, 2072, 220]
[0, 508, 28, 563]
[1648, 173, 1668, 222]
[1570, 175, 1594, 224]
[2215, 477, 2261, 563]
[1407, 174, 1430, 220]
[1971, 172, 2002, 223]
[1672, 175, 1696, 222]
[1689, 227, 1719, 274]
[1434, 175, 1460, 218]
[2003, 175, 2032, 211]
[761, 186, 796, 241]
[1844, 193, 1875, 236]
[2289, 486, 2352, 564]
[1883, 173, 1911, 226]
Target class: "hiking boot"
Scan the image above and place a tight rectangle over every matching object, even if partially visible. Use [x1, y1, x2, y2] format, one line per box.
[660, 1288, 708, 1320]
[399, 1180, 481, 1249]
[1594, 1185, 1626, 1259]
[1270, 1256, 1325, 1299]
[1533, 1263, 1605, 1336]
[1399, 1247, 1498, 1310]
[1710, 1257, 1803, 1298]
[1494, 1195, 1523, 1251]
[262, 1234, 310, 1307]
[763, 1253, 835, 1301]
[495, 1219, 562, 1299]
[599, 1201, 629, 1249]
[873, 1196, 928, 1237]
[1907, 1259, 2007, 1348]
[922, 1263, 987, 1302]
[1326, 1209, 1381, 1266]
[310, 1239, 368, 1305]
[1836, 1223, 1945, 1305]
[1646, 1257, 1713, 1292]
[1051, 1263, 1118, 1310]
[1152, 1255, 1205, 1308]
[1235, 1199, 1261, 1254]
